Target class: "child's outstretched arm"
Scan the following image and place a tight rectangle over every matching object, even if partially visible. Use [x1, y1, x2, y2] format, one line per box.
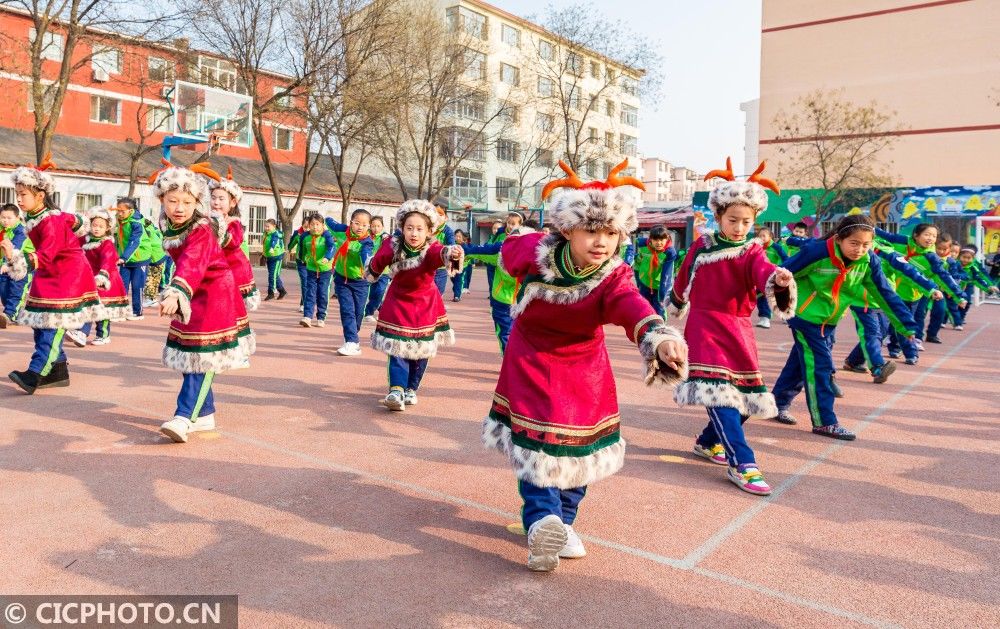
[876, 247, 941, 299]
[94, 240, 118, 290]
[158, 228, 213, 324]
[874, 227, 908, 246]
[221, 220, 244, 251]
[364, 237, 393, 280]
[324, 217, 347, 233]
[924, 253, 966, 304]
[864, 252, 918, 338]
[666, 245, 698, 318]
[749, 248, 796, 319]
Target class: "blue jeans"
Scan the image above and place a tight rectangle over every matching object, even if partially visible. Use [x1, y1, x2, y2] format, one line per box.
[637, 283, 664, 317]
[490, 296, 513, 354]
[303, 270, 332, 321]
[462, 265, 473, 290]
[80, 320, 111, 340]
[434, 268, 447, 295]
[927, 295, 963, 337]
[450, 270, 465, 299]
[265, 257, 285, 293]
[334, 275, 369, 343]
[519, 480, 587, 532]
[0, 272, 29, 318]
[696, 407, 755, 467]
[845, 307, 887, 370]
[296, 261, 308, 305]
[175, 372, 215, 420]
[29, 328, 66, 375]
[773, 317, 838, 427]
[388, 356, 428, 390]
[888, 299, 924, 361]
[119, 263, 149, 316]
[365, 275, 390, 316]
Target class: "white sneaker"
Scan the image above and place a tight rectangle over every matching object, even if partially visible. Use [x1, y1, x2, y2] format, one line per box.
[337, 342, 362, 356]
[381, 390, 405, 411]
[403, 389, 418, 406]
[313, 319, 324, 327]
[126, 314, 144, 321]
[66, 330, 87, 347]
[299, 317, 312, 327]
[915, 339, 925, 351]
[559, 524, 587, 558]
[298, 305, 304, 313]
[755, 317, 771, 329]
[160, 416, 191, 443]
[142, 299, 157, 308]
[90, 337, 110, 346]
[189, 414, 216, 432]
[527, 514, 568, 572]
[363, 315, 376, 323]
[954, 324, 964, 331]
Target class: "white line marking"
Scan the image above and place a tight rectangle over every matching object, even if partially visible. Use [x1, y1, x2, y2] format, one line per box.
[681, 322, 991, 569]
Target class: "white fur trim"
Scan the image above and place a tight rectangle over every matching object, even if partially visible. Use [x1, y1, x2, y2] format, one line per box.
[158, 285, 192, 324]
[72, 213, 91, 238]
[548, 187, 638, 235]
[81, 236, 113, 251]
[370, 328, 454, 360]
[85, 206, 117, 230]
[482, 416, 625, 489]
[673, 380, 778, 418]
[396, 200, 443, 232]
[3, 248, 28, 281]
[638, 323, 689, 386]
[11, 166, 56, 196]
[94, 273, 111, 290]
[441, 245, 465, 277]
[208, 177, 243, 205]
[242, 289, 260, 312]
[681, 235, 764, 305]
[17, 303, 102, 329]
[160, 217, 218, 250]
[384, 237, 430, 276]
[666, 300, 689, 320]
[153, 166, 209, 201]
[708, 181, 769, 214]
[765, 271, 797, 321]
[94, 303, 130, 322]
[162, 331, 256, 373]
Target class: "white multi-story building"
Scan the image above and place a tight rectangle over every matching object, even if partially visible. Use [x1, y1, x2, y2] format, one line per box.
[641, 157, 674, 204]
[740, 98, 760, 177]
[433, 0, 645, 214]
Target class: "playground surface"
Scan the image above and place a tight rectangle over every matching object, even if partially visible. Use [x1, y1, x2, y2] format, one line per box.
[2, 267, 997, 628]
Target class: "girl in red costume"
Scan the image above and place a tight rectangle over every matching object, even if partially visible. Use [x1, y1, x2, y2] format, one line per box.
[483, 161, 688, 572]
[67, 207, 130, 347]
[209, 167, 259, 312]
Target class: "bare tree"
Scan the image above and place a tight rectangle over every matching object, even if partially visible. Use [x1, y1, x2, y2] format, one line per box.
[118, 49, 179, 197]
[2, 0, 178, 162]
[771, 89, 902, 226]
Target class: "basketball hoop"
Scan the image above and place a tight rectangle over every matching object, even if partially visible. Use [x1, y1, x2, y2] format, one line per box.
[208, 130, 239, 155]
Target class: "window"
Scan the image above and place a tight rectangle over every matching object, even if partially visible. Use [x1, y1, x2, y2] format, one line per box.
[604, 131, 614, 149]
[535, 148, 553, 168]
[273, 86, 293, 109]
[0, 187, 14, 205]
[605, 66, 617, 81]
[567, 52, 583, 77]
[146, 105, 172, 132]
[90, 95, 121, 124]
[452, 168, 485, 202]
[446, 6, 488, 40]
[26, 86, 57, 113]
[464, 49, 486, 81]
[248, 205, 267, 246]
[620, 76, 638, 97]
[273, 127, 293, 151]
[876, 221, 899, 232]
[591, 61, 601, 78]
[440, 128, 485, 161]
[148, 56, 173, 82]
[75, 193, 102, 212]
[537, 77, 554, 97]
[29, 28, 64, 62]
[499, 104, 520, 125]
[535, 113, 554, 132]
[496, 139, 520, 162]
[564, 83, 582, 110]
[538, 40, 555, 61]
[588, 127, 598, 142]
[199, 56, 245, 93]
[501, 24, 520, 47]
[620, 104, 638, 127]
[448, 94, 486, 121]
[619, 134, 637, 156]
[496, 177, 517, 201]
[585, 160, 597, 178]
[601, 162, 613, 178]
[499, 63, 519, 86]
[92, 46, 122, 75]
[605, 100, 615, 117]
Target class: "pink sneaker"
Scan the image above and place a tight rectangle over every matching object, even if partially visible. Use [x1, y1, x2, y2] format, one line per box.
[727, 465, 772, 496]
[693, 442, 728, 465]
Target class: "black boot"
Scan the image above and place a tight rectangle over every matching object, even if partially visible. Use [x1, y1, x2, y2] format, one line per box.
[264, 292, 276, 301]
[37, 361, 70, 389]
[9, 369, 40, 394]
[277, 287, 288, 300]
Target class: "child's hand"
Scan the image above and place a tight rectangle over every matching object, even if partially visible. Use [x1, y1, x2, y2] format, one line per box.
[930, 289, 943, 301]
[774, 268, 793, 287]
[656, 339, 687, 372]
[450, 249, 461, 260]
[0, 239, 13, 259]
[958, 300, 968, 308]
[117, 258, 125, 266]
[159, 295, 179, 317]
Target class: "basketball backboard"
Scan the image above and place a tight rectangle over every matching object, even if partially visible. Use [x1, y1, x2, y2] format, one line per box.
[170, 80, 253, 148]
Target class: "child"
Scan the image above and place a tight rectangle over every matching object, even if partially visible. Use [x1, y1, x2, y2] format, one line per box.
[462, 231, 518, 354]
[955, 244, 999, 326]
[876, 224, 965, 364]
[483, 161, 686, 572]
[366, 199, 463, 411]
[300, 214, 335, 327]
[1, 156, 101, 393]
[143, 214, 167, 308]
[115, 198, 151, 320]
[432, 204, 456, 296]
[753, 226, 789, 329]
[66, 207, 129, 347]
[363, 216, 390, 320]
[288, 216, 310, 312]
[262, 218, 287, 301]
[0, 203, 34, 328]
[153, 161, 255, 443]
[925, 233, 965, 343]
[484, 219, 505, 294]
[633, 225, 677, 316]
[670, 158, 794, 496]
[210, 168, 260, 312]
[772, 215, 920, 439]
[325, 210, 374, 356]
[450, 230, 472, 302]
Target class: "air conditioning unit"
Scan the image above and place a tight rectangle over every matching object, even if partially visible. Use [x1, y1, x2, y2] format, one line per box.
[92, 66, 109, 82]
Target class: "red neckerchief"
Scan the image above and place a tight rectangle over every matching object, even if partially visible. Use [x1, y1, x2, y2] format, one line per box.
[644, 239, 671, 285]
[332, 229, 360, 274]
[823, 238, 851, 334]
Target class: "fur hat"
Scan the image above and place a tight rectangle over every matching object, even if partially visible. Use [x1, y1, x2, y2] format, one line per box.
[396, 199, 443, 232]
[11, 153, 57, 196]
[207, 165, 243, 205]
[148, 159, 221, 207]
[541, 159, 644, 235]
[86, 206, 117, 230]
[705, 157, 779, 215]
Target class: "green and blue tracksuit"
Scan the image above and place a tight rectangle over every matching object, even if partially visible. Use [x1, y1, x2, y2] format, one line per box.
[289, 227, 309, 305]
[956, 260, 996, 325]
[116, 209, 151, 316]
[0, 222, 34, 319]
[326, 218, 374, 343]
[262, 229, 286, 294]
[633, 237, 677, 316]
[463, 240, 516, 354]
[927, 257, 967, 337]
[484, 229, 506, 293]
[773, 239, 918, 427]
[433, 224, 456, 295]
[365, 232, 391, 316]
[757, 241, 789, 318]
[301, 229, 335, 321]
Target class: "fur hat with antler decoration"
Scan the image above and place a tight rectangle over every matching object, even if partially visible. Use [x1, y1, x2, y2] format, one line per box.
[207, 165, 244, 205]
[704, 157, 780, 215]
[148, 158, 221, 206]
[11, 153, 58, 196]
[541, 159, 646, 235]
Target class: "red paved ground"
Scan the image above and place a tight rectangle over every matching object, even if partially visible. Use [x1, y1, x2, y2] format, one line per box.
[2, 266, 998, 628]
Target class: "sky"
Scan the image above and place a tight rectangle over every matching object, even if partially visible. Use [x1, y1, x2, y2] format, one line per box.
[494, 0, 762, 175]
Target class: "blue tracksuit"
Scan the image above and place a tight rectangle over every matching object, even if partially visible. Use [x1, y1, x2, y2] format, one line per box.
[927, 258, 966, 337]
[326, 218, 374, 343]
[757, 241, 789, 318]
[388, 356, 428, 391]
[633, 237, 678, 316]
[433, 224, 455, 295]
[117, 209, 150, 316]
[462, 240, 513, 353]
[263, 231, 286, 294]
[0, 223, 31, 319]
[519, 480, 587, 532]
